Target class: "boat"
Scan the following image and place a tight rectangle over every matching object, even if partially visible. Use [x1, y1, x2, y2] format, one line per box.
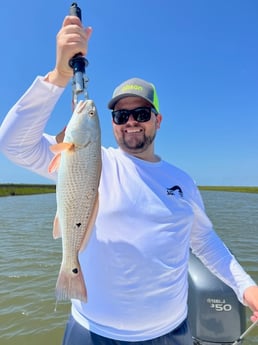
[188, 251, 246, 344]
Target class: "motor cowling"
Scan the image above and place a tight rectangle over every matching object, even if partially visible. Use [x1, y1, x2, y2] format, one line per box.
[188, 251, 246, 344]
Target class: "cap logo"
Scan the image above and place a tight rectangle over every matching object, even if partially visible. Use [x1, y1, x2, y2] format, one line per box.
[121, 84, 143, 92]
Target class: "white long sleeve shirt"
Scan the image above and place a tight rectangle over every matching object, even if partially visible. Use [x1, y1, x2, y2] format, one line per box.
[0, 76, 256, 341]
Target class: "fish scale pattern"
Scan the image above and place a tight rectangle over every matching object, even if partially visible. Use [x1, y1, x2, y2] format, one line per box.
[54, 100, 101, 301]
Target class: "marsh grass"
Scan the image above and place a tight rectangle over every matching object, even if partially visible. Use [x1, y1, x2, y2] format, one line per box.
[0, 184, 257, 197]
[0, 184, 56, 197]
[199, 186, 258, 194]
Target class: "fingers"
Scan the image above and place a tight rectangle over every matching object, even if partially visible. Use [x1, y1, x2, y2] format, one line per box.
[62, 15, 83, 28]
[62, 15, 92, 43]
[52, 15, 92, 85]
[56, 126, 66, 143]
[58, 17, 88, 55]
[250, 311, 258, 323]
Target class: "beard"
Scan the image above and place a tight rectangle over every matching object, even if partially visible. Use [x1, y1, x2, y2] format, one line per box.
[117, 131, 156, 154]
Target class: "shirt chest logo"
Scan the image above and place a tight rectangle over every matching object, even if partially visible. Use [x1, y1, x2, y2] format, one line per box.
[166, 185, 183, 198]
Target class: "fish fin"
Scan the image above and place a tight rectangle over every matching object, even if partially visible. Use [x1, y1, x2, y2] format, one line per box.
[79, 194, 99, 253]
[55, 262, 87, 302]
[50, 142, 74, 154]
[53, 213, 62, 239]
[48, 142, 75, 173]
[48, 153, 62, 173]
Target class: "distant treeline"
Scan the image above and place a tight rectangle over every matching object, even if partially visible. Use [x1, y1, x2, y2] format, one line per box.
[0, 183, 258, 197]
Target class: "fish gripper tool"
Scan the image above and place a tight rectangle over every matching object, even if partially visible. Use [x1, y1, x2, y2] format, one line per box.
[69, 2, 89, 104]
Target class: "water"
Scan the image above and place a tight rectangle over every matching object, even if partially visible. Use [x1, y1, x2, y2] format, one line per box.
[0, 194, 70, 345]
[0, 191, 257, 345]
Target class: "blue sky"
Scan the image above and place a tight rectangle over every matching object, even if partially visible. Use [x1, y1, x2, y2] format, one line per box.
[0, 0, 258, 186]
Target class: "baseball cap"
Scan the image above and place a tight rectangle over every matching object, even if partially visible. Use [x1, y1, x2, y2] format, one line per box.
[108, 77, 160, 112]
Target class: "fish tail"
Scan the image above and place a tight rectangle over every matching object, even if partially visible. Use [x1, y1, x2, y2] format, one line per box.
[55, 263, 87, 302]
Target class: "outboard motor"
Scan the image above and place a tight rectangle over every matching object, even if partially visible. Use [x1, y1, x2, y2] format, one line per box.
[188, 251, 246, 344]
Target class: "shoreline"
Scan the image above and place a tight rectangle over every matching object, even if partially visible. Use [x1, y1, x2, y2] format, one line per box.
[0, 184, 56, 197]
[0, 184, 258, 197]
[198, 186, 258, 194]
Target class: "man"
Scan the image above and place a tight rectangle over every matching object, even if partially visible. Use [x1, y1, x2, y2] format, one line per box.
[0, 14, 257, 345]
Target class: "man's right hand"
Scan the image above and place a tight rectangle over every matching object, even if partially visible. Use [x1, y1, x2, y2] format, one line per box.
[46, 15, 92, 87]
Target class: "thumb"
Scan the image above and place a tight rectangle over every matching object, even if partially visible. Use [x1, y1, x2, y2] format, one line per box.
[85, 26, 93, 42]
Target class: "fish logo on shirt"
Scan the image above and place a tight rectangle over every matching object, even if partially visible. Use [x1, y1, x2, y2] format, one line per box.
[166, 185, 183, 198]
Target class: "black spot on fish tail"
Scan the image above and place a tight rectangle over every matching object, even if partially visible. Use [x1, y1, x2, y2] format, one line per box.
[76, 223, 81, 228]
[72, 268, 79, 274]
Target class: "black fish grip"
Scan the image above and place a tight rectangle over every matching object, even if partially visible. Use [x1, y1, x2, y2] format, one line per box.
[69, 2, 89, 104]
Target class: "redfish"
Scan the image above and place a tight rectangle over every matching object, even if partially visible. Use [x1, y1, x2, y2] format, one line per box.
[49, 100, 101, 302]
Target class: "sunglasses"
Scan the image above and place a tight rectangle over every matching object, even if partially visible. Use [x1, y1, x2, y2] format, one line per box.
[112, 107, 158, 125]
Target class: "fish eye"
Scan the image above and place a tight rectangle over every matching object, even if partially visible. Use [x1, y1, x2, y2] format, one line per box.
[89, 109, 95, 117]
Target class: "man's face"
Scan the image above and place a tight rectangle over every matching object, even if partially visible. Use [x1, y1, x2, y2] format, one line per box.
[111, 96, 162, 159]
